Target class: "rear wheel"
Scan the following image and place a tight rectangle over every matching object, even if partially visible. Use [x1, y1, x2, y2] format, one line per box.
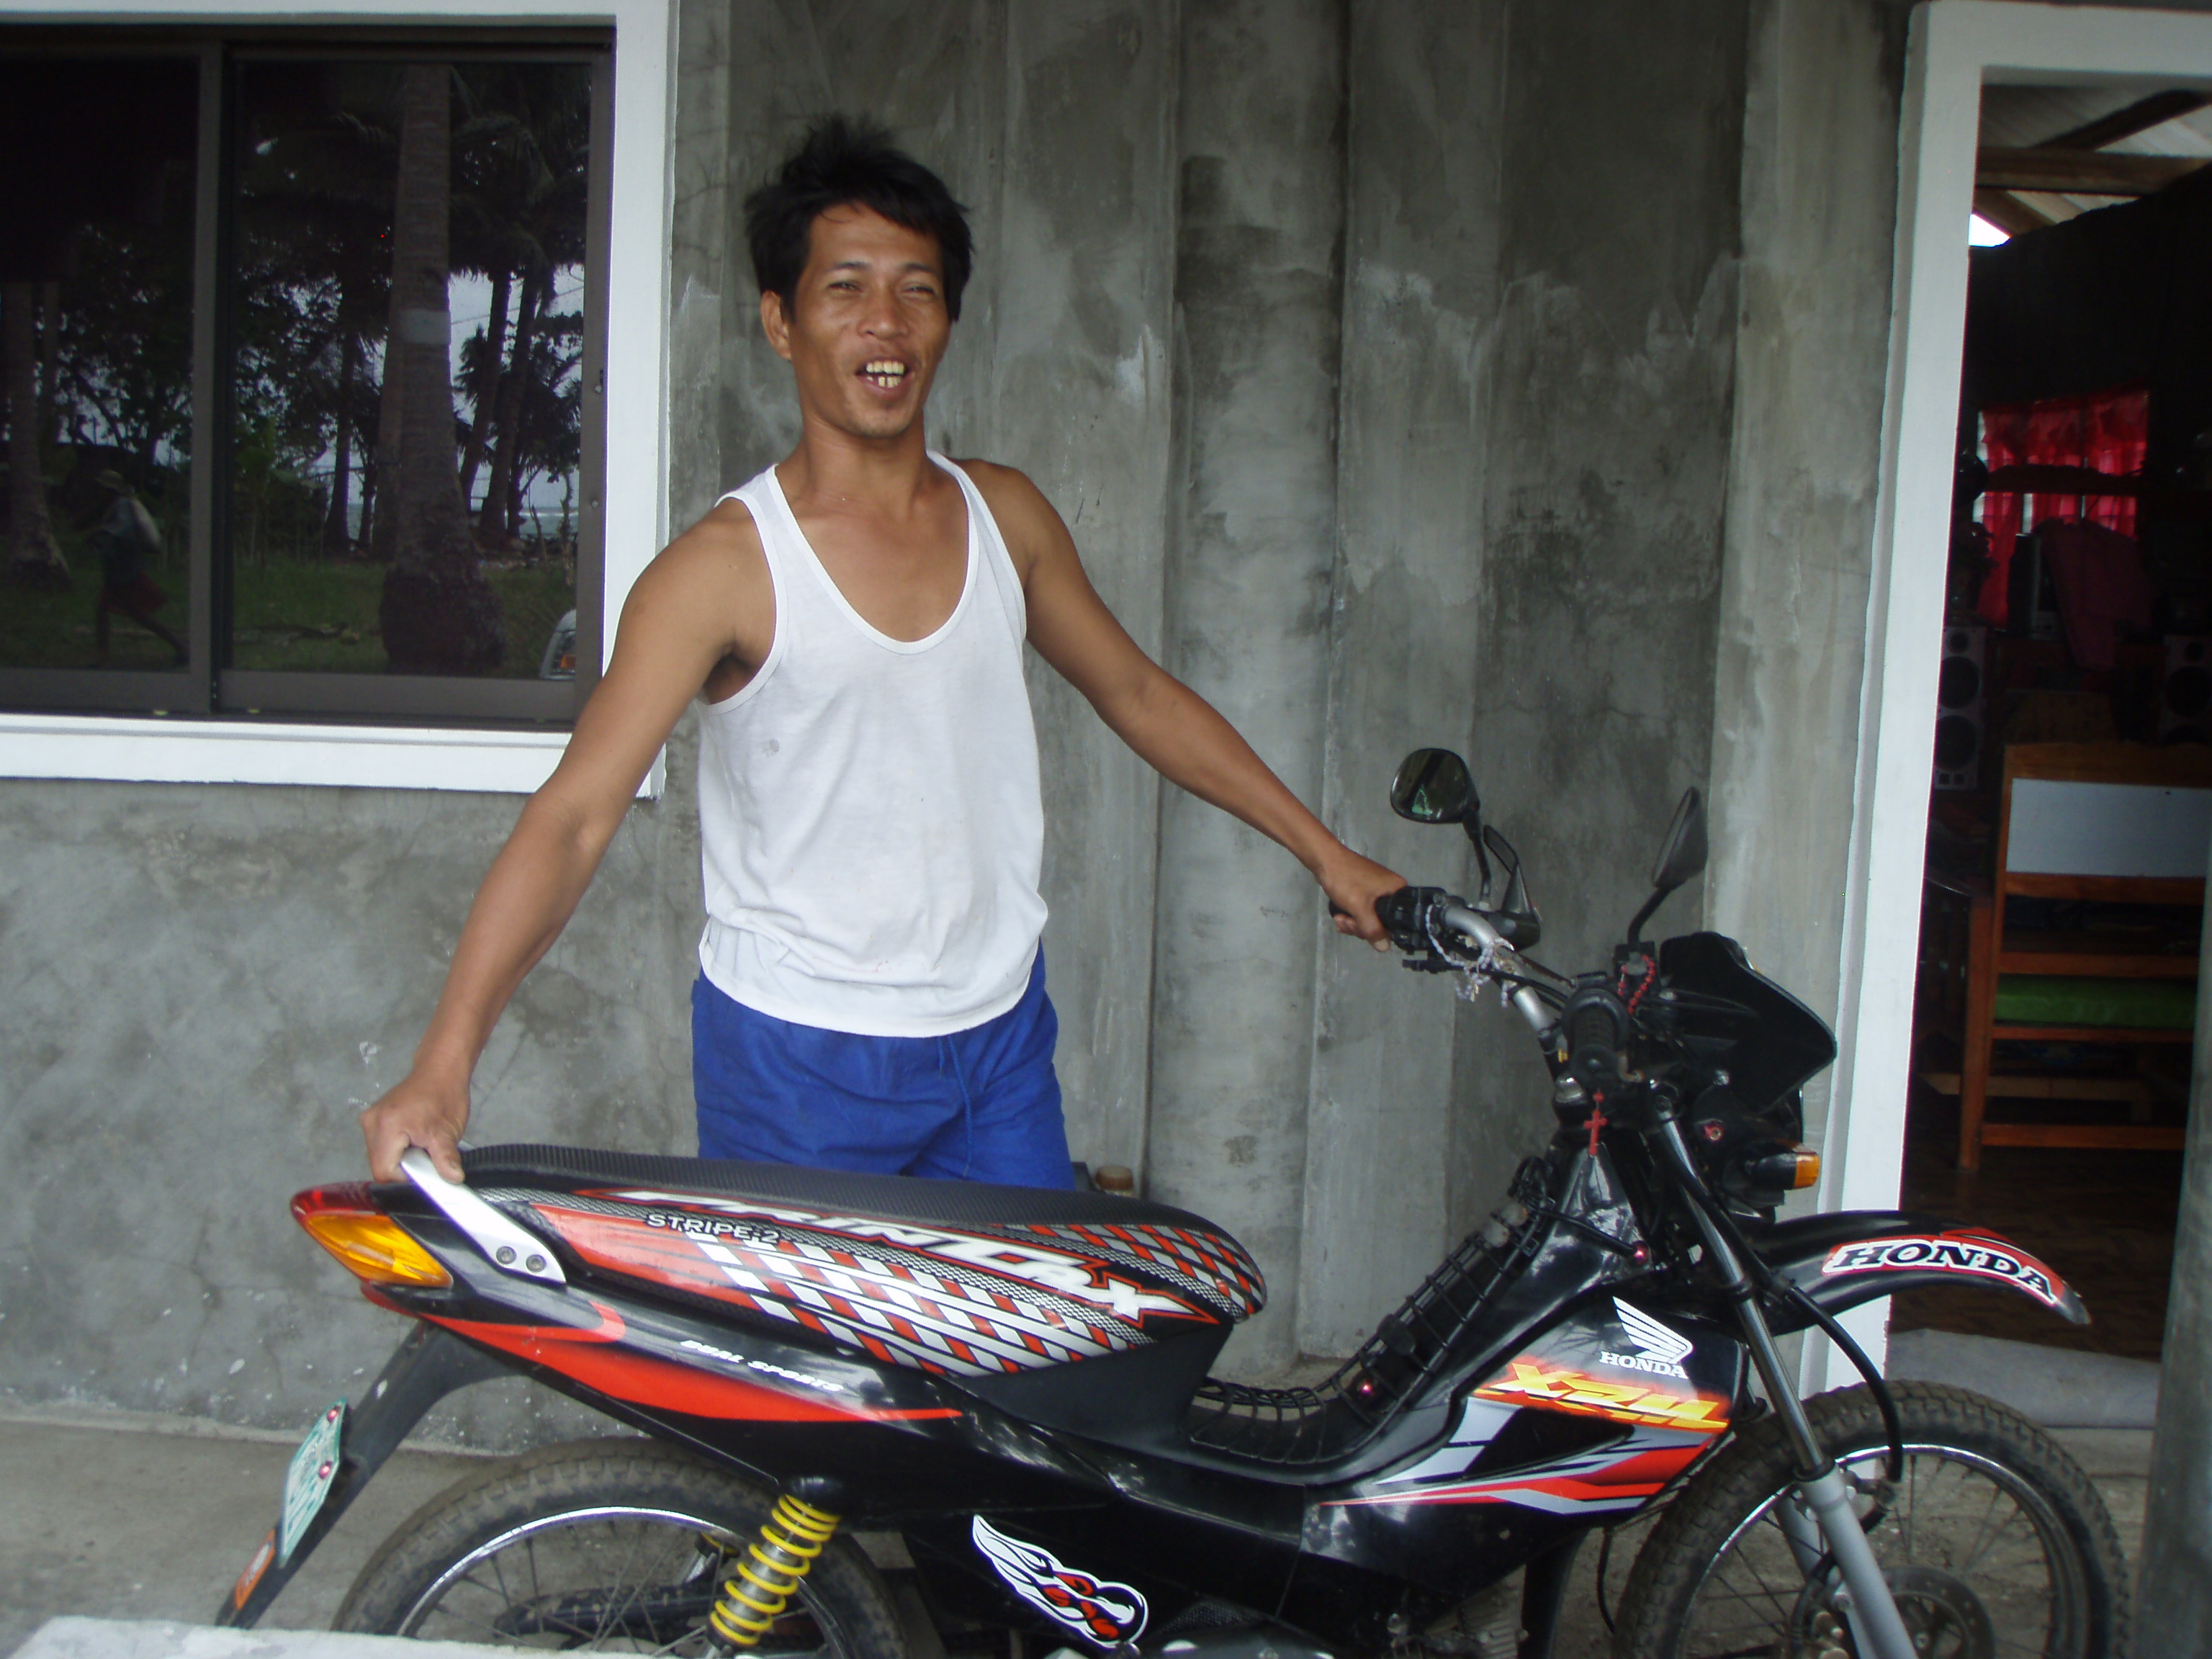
[1613, 1382, 2128, 1658]
[336, 1437, 907, 1658]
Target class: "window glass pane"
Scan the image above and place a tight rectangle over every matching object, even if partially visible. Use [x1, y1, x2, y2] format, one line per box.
[0, 54, 198, 673]
[228, 58, 589, 680]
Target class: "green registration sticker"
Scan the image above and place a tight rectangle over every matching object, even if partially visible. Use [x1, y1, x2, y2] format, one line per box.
[277, 1401, 347, 1566]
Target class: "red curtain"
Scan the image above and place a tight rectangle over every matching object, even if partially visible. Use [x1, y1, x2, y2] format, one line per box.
[1977, 384, 2149, 625]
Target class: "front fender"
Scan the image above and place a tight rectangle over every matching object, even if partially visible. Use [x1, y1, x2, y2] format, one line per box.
[1749, 1210, 2089, 1329]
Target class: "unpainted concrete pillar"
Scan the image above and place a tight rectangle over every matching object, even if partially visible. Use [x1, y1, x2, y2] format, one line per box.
[2136, 865, 2212, 1644]
[1297, 0, 1504, 1355]
[1440, 0, 1751, 1242]
[667, 0, 736, 526]
[1704, 0, 1901, 1195]
[1144, 0, 1346, 1374]
[984, 1, 1179, 1177]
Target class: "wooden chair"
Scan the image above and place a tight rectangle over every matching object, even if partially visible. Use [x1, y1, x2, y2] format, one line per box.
[1951, 742, 2211, 1171]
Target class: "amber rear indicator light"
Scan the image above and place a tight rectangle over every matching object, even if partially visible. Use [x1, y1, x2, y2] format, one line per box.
[1786, 1148, 1821, 1190]
[292, 1184, 451, 1287]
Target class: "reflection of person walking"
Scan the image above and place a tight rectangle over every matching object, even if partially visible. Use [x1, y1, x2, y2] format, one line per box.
[91, 469, 184, 666]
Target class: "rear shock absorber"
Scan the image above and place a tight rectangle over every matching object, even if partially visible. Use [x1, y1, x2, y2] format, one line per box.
[708, 1486, 843, 1650]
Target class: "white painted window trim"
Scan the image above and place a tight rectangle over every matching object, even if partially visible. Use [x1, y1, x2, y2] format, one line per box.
[0, 0, 673, 796]
[1820, 0, 2212, 1390]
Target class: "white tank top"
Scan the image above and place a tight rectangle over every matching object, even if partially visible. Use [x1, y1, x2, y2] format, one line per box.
[695, 454, 1048, 1037]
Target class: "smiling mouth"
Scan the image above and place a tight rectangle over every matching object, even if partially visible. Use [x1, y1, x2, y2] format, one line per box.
[860, 359, 909, 391]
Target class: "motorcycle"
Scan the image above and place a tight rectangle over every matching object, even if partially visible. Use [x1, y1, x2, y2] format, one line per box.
[213, 748, 2128, 1658]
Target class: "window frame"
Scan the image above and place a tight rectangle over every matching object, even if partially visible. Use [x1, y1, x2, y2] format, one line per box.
[0, 0, 670, 795]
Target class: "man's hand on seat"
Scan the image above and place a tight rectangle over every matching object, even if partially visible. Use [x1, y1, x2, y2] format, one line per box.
[361, 1068, 469, 1184]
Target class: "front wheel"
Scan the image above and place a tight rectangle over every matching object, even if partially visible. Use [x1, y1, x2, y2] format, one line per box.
[1613, 1382, 2128, 1658]
[336, 1437, 907, 1657]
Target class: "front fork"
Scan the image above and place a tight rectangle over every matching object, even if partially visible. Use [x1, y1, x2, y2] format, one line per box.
[1652, 1118, 1917, 1659]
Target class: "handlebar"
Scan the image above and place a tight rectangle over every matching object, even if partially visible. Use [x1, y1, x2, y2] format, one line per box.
[1560, 984, 1631, 1093]
[1377, 887, 1556, 1035]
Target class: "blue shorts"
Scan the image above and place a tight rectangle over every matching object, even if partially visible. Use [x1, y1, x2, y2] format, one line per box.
[692, 953, 1073, 1188]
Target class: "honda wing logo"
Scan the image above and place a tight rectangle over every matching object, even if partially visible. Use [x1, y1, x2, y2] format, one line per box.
[1601, 1298, 1694, 1380]
[971, 1517, 1148, 1647]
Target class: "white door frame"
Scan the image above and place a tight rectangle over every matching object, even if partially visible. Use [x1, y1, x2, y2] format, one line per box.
[1822, 0, 2212, 1389]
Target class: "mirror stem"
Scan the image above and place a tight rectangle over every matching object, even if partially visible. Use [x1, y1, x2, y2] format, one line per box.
[1626, 882, 1674, 946]
[1463, 817, 1493, 905]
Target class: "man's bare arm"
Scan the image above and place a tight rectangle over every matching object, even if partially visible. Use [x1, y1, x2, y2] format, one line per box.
[359, 506, 769, 1180]
[968, 462, 1406, 943]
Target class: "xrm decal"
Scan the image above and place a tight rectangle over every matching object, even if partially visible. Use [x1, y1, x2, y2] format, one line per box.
[1600, 1299, 1693, 1380]
[971, 1517, 1147, 1647]
[1821, 1234, 2066, 1310]
[1475, 1359, 1728, 1431]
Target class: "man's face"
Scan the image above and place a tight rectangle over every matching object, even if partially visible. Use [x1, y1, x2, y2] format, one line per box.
[763, 204, 950, 444]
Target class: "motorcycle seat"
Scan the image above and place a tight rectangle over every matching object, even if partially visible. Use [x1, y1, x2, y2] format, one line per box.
[461, 1142, 1215, 1232]
[460, 1144, 1267, 1416]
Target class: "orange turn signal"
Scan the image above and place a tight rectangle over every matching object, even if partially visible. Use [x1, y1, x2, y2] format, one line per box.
[1784, 1148, 1821, 1190]
[292, 1187, 452, 1287]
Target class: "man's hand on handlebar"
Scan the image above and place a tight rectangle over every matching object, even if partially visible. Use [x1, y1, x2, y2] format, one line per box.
[1319, 850, 1408, 951]
[361, 1069, 470, 1184]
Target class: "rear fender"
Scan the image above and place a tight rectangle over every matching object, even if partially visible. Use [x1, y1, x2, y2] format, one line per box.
[1754, 1211, 2089, 1328]
[212, 1320, 506, 1628]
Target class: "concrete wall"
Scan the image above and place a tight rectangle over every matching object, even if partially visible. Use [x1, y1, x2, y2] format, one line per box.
[1704, 0, 1908, 1168]
[0, 0, 1912, 1434]
[0, 755, 701, 1442]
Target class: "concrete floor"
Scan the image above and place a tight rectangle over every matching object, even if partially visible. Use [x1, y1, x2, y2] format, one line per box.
[0, 1406, 489, 1657]
[0, 1406, 2150, 1659]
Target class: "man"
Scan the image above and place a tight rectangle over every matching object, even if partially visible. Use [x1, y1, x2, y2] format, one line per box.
[91, 469, 185, 666]
[361, 117, 1403, 1188]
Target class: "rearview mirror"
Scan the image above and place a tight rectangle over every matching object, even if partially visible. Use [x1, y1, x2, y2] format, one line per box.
[1627, 786, 1707, 943]
[1390, 749, 1478, 825]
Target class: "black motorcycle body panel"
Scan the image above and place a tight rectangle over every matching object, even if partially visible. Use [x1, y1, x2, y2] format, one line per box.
[1653, 932, 1836, 1124]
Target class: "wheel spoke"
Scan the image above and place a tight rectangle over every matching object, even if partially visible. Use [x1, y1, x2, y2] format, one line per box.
[1665, 1434, 2094, 1659]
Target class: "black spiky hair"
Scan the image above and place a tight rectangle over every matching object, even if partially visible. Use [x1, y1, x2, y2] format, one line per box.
[745, 115, 974, 321]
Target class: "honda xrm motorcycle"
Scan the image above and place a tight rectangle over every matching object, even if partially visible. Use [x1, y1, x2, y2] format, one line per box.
[215, 748, 2127, 1658]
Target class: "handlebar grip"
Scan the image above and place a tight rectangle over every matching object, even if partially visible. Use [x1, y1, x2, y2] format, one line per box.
[1560, 986, 1630, 1092]
[1374, 886, 1424, 937]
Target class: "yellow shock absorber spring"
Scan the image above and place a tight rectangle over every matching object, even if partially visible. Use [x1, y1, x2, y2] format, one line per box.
[708, 1491, 842, 1650]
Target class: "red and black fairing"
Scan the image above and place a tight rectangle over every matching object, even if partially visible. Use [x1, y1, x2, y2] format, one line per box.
[356, 1147, 1260, 1483]
[445, 1146, 1265, 1444]
[1280, 1280, 1743, 1644]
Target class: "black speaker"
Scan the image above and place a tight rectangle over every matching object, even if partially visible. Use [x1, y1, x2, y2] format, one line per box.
[1934, 624, 1987, 790]
[2162, 636, 2211, 744]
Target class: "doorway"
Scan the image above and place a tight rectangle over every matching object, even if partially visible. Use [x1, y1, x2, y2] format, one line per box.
[1905, 75, 2210, 1368]
[1827, 0, 2212, 1394]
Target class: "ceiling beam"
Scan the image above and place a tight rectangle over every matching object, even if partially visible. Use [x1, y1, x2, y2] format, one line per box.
[2041, 89, 2212, 153]
[1975, 146, 2208, 196]
[1973, 187, 2055, 238]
